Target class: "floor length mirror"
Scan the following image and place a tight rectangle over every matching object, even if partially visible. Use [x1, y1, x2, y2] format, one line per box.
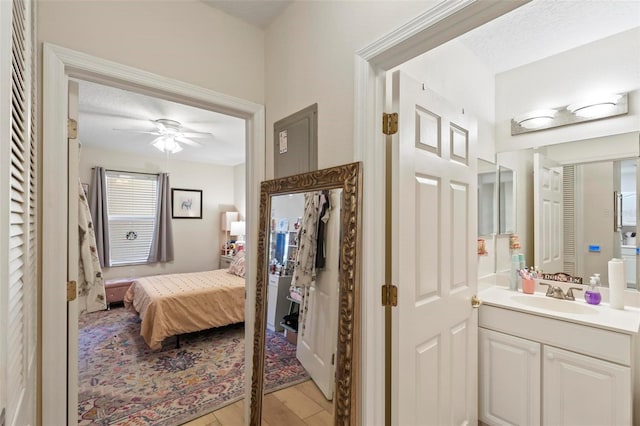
[250, 162, 362, 425]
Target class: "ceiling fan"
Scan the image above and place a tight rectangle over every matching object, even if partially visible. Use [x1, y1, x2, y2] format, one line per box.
[114, 118, 213, 153]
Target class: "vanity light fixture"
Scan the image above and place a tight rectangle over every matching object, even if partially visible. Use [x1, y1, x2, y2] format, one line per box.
[567, 94, 623, 118]
[511, 92, 629, 135]
[514, 109, 558, 130]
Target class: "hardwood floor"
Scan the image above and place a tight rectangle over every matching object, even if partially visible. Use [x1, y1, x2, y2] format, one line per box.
[183, 379, 333, 426]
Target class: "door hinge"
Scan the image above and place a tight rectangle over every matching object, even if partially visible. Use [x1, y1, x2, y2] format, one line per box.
[331, 353, 335, 366]
[382, 112, 398, 135]
[381, 283, 398, 307]
[67, 280, 77, 302]
[68, 118, 78, 139]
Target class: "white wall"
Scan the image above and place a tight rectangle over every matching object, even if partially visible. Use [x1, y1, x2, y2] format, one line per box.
[79, 145, 237, 280]
[264, 0, 439, 177]
[496, 28, 640, 152]
[38, 1, 265, 105]
[234, 163, 246, 218]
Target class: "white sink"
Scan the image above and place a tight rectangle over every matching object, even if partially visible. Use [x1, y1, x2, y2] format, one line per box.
[511, 295, 598, 315]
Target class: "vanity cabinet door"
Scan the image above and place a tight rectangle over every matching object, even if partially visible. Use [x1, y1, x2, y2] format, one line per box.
[479, 328, 541, 426]
[543, 346, 631, 426]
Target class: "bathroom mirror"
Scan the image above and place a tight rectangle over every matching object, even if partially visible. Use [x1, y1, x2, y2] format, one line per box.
[501, 132, 640, 289]
[498, 165, 515, 235]
[250, 162, 362, 425]
[478, 159, 497, 237]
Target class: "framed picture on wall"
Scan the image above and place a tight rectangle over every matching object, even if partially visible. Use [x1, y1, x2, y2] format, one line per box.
[171, 188, 203, 219]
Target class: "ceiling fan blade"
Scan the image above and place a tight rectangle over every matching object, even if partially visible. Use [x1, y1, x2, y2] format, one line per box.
[180, 132, 213, 138]
[112, 129, 161, 135]
[175, 136, 202, 147]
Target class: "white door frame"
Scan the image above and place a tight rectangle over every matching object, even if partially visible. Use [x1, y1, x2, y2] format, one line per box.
[41, 43, 265, 425]
[353, 1, 529, 424]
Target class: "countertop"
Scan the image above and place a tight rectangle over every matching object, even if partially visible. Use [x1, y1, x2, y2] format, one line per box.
[479, 285, 640, 335]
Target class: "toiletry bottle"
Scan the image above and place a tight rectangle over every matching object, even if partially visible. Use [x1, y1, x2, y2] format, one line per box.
[585, 276, 602, 305]
[510, 254, 520, 290]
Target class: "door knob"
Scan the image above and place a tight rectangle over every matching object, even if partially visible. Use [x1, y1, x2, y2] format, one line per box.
[471, 295, 482, 308]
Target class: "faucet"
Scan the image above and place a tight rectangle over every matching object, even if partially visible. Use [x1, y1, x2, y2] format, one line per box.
[539, 283, 583, 301]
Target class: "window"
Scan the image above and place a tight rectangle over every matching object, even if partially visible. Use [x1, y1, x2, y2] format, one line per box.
[106, 171, 158, 266]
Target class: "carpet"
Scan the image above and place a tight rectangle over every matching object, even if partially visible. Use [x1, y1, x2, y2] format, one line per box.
[78, 307, 309, 425]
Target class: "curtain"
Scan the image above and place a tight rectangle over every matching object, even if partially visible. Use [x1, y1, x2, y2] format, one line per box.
[90, 166, 110, 267]
[78, 180, 107, 314]
[148, 172, 174, 263]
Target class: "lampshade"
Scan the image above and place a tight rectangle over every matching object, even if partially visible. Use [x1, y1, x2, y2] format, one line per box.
[230, 221, 246, 237]
[221, 211, 239, 231]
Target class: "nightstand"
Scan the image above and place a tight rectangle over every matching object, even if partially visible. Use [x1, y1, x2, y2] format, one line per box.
[219, 254, 235, 269]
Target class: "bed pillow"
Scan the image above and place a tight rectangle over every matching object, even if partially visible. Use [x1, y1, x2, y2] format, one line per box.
[228, 250, 246, 277]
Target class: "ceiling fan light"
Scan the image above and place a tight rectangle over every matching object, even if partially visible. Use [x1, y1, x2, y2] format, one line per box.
[153, 136, 182, 153]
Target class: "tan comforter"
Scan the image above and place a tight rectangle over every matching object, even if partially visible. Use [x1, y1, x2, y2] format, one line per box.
[123, 269, 245, 350]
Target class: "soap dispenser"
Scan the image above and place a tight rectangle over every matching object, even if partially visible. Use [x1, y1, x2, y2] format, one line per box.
[585, 275, 602, 305]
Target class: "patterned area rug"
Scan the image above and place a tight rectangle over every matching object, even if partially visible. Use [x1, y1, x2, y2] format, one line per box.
[78, 307, 309, 425]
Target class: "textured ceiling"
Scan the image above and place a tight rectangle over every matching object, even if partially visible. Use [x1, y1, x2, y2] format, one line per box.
[202, 0, 292, 29]
[457, 0, 640, 74]
[77, 80, 246, 166]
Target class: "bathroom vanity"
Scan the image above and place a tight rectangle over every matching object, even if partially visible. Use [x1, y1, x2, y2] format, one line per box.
[478, 285, 639, 426]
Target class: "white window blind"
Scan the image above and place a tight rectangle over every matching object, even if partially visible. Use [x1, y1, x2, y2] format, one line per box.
[106, 171, 158, 266]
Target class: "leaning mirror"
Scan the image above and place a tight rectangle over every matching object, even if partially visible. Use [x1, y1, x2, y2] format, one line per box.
[250, 162, 362, 425]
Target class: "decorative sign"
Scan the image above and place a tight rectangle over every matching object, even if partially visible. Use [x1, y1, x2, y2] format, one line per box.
[540, 272, 583, 285]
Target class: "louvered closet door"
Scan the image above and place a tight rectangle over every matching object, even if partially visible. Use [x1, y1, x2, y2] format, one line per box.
[1, 0, 38, 424]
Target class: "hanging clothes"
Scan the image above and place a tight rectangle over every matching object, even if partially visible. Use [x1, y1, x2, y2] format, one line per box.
[315, 190, 331, 269]
[291, 191, 321, 289]
[78, 180, 107, 314]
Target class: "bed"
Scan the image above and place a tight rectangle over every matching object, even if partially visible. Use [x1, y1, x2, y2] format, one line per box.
[123, 269, 245, 350]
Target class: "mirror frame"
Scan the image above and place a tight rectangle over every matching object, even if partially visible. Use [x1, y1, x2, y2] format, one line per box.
[250, 162, 362, 425]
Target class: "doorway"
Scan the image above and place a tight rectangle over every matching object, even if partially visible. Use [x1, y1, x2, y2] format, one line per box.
[41, 43, 265, 425]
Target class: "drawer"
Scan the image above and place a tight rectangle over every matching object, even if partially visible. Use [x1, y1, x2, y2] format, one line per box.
[479, 304, 632, 365]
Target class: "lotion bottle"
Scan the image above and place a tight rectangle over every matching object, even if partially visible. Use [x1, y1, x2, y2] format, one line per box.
[585, 276, 602, 305]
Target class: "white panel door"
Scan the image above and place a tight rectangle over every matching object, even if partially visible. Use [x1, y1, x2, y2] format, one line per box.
[543, 345, 631, 425]
[297, 191, 340, 400]
[479, 328, 541, 426]
[391, 71, 478, 425]
[534, 153, 563, 273]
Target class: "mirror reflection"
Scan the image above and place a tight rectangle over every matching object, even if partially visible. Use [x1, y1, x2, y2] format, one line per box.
[478, 159, 497, 237]
[498, 165, 515, 235]
[477, 159, 517, 280]
[251, 162, 362, 425]
[264, 190, 340, 420]
[497, 132, 640, 289]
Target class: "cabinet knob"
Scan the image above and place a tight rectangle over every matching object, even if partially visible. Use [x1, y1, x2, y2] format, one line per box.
[547, 352, 554, 360]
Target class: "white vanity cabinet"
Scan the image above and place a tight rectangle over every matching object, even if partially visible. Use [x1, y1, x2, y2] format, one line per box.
[543, 345, 631, 425]
[266, 273, 292, 332]
[479, 304, 633, 426]
[479, 328, 541, 426]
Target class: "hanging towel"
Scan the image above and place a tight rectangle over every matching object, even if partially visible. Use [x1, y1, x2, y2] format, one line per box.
[78, 180, 107, 314]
